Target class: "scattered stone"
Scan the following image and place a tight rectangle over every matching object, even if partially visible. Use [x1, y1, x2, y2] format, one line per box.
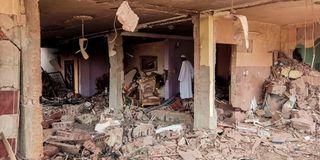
[231, 111, 246, 123]
[271, 136, 286, 144]
[44, 145, 59, 158]
[178, 149, 203, 160]
[132, 123, 155, 138]
[46, 141, 81, 155]
[267, 83, 287, 95]
[282, 96, 296, 119]
[104, 127, 123, 150]
[76, 113, 99, 125]
[52, 130, 91, 142]
[60, 114, 75, 122]
[52, 121, 74, 130]
[255, 109, 265, 117]
[178, 137, 186, 146]
[83, 140, 101, 154]
[291, 118, 316, 132]
[94, 118, 121, 133]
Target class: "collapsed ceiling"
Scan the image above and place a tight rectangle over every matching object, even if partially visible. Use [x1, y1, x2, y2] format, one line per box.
[40, 0, 256, 44]
[40, 0, 320, 45]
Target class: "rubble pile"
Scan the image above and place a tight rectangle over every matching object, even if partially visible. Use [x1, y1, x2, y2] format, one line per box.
[42, 93, 320, 159]
[260, 53, 320, 133]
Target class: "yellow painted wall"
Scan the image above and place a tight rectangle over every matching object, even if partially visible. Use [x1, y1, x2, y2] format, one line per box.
[0, 0, 19, 15]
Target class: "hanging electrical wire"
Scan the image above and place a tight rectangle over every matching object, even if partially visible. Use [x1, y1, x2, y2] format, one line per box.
[311, 0, 316, 68]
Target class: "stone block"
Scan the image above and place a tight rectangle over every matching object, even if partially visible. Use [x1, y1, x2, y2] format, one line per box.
[76, 114, 98, 125]
[132, 123, 154, 138]
[94, 118, 121, 133]
[62, 104, 82, 116]
[44, 145, 59, 158]
[104, 127, 123, 150]
[52, 121, 74, 130]
[52, 130, 91, 142]
[43, 128, 55, 141]
[83, 140, 101, 155]
[291, 118, 316, 132]
[150, 110, 193, 126]
[266, 84, 286, 95]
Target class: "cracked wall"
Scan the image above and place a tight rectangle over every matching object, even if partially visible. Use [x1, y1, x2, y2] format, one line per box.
[215, 19, 281, 111]
[0, 0, 43, 159]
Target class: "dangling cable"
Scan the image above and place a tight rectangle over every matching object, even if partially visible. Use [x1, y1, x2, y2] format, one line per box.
[311, 0, 316, 68]
[304, 0, 308, 62]
[109, 14, 118, 43]
[81, 18, 85, 38]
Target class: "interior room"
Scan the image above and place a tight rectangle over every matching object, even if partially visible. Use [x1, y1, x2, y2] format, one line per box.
[1, 0, 320, 159]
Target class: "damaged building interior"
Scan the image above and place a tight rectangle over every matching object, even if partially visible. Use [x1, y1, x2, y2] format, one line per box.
[1, 0, 320, 159]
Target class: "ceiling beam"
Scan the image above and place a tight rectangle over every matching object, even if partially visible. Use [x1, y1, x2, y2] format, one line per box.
[201, 0, 301, 14]
[121, 31, 193, 40]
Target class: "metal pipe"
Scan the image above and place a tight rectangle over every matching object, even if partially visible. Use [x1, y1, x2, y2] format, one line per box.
[63, 16, 192, 42]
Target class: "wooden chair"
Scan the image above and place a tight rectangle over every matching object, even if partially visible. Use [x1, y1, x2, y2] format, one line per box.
[137, 76, 161, 107]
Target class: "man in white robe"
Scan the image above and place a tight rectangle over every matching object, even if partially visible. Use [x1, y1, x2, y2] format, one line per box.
[178, 54, 194, 99]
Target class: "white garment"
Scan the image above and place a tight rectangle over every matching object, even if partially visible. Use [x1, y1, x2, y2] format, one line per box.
[178, 60, 194, 99]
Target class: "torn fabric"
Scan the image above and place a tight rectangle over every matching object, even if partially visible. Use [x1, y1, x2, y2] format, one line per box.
[116, 1, 139, 32]
[79, 38, 89, 60]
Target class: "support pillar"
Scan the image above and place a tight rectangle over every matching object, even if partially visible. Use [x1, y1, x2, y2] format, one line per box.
[108, 34, 124, 110]
[19, 0, 44, 158]
[193, 14, 217, 129]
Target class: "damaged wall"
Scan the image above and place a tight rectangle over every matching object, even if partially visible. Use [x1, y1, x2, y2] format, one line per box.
[215, 19, 281, 111]
[281, 22, 320, 54]
[0, 1, 21, 157]
[0, 0, 44, 158]
[41, 48, 59, 73]
[125, 41, 166, 74]
[52, 39, 109, 97]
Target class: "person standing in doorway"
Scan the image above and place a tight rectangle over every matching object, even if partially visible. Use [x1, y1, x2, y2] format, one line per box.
[178, 54, 194, 109]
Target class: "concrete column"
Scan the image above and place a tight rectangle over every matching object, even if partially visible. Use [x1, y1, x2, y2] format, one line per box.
[108, 34, 124, 110]
[193, 14, 217, 129]
[18, 0, 44, 158]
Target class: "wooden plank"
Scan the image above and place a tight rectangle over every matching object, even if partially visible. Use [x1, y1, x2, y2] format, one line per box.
[0, 132, 16, 160]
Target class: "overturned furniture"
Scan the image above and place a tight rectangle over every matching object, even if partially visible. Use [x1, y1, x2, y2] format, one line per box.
[138, 76, 161, 107]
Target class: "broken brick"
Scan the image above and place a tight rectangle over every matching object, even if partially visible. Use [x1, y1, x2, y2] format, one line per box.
[52, 130, 91, 142]
[266, 84, 286, 95]
[132, 123, 154, 138]
[44, 145, 59, 158]
[83, 140, 102, 155]
[104, 127, 123, 150]
[76, 113, 98, 125]
[52, 121, 74, 130]
[291, 118, 316, 132]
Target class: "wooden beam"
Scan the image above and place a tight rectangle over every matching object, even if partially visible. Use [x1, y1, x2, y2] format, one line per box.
[121, 32, 193, 40]
[0, 132, 16, 160]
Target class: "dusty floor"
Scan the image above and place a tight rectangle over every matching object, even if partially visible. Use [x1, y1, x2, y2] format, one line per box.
[41, 96, 320, 160]
[41, 54, 320, 160]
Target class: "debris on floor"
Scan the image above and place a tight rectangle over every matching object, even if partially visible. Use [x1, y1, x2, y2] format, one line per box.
[42, 92, 320, 159]
[40, 52, 320, 159]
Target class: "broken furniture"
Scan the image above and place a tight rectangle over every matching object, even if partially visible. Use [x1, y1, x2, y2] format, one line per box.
[137, 76, 161, 107]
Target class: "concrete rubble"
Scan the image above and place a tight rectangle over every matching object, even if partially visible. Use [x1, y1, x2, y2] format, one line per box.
[41, 95, 320, 159]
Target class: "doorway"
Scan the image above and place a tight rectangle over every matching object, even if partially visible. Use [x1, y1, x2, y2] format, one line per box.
[64, 60, 75, 91]
[215, 44, 232, 102]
